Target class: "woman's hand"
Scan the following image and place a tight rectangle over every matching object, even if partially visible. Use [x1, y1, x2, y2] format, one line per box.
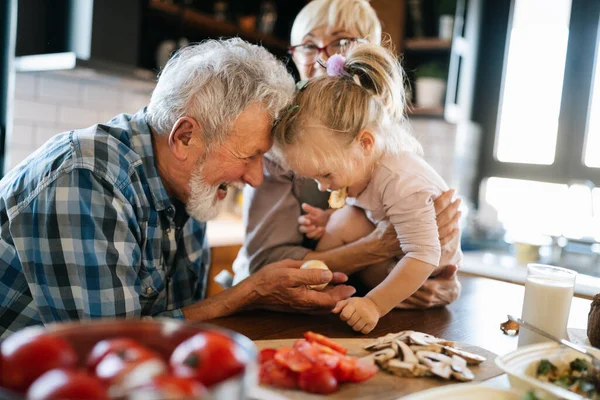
[434, 190, 462, 247]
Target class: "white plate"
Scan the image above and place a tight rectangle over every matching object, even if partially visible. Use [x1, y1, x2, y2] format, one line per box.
[398, 383, 521, 400]
[495, 341, 600, 400]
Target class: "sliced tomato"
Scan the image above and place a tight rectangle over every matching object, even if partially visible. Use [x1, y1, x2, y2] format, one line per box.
[313, 352, 341, 370]
[259, 360, 297, 390]
[259, 348, 277, 364]
[309, 342, 344, 356]
[303, 332, 347, 355]
[348, 359, 379, 383]
[334, 356, 356, 383]
[274, 346, 313, 373]
[298, 365, 338, 394]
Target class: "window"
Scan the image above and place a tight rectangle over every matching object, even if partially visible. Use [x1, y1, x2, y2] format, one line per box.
[495, 0, 572, 165]
[478, 0, 600, 243]
[584, 35, 600, 168]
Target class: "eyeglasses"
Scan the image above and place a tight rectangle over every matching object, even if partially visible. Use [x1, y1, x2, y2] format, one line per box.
[289, 37, 368, 66]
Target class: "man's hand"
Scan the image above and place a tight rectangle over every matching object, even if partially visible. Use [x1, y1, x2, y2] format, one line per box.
[396, 264, 462, 309]
[364, 220, 404, 259]
[298, 203, 333, 240]
[248, 259, 356, 313]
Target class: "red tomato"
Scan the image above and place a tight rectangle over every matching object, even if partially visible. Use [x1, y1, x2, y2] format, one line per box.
[129, 374, 207, 399]
[349, 359, 379, 383]
[0, 328, 78, 392]
[170, 332, 246, 387]
[303, 331, 347, 355]
[259, 359, 298, 390]
[87, 338, 146, 371]
[259, 348, 277, 364]
[298, 365, 338, 394]
[95, 346, 165, 384]
[274, 346, 312, 373]
[26, 369, 108, 400]
[334, 356, 356, 383]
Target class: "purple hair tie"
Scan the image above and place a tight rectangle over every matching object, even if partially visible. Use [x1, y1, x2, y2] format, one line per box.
[326, 54, 348, 77]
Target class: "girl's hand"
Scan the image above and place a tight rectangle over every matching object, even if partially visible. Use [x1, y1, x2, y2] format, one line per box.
[332, 297, 381, 334]
[298, 203, 333, 240]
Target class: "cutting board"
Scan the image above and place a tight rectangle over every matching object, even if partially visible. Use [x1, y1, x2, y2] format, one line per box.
[253, 338, 503, 400]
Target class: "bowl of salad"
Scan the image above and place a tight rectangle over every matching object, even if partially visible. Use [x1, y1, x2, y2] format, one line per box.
[496, 342, 600, 400]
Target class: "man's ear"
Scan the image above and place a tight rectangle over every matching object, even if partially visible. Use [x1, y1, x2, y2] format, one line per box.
[168, 116, 205, 161]
[356, 129, 375, 157]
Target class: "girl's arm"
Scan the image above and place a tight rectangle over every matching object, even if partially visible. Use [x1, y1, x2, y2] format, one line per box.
[366, 257, 435, 316]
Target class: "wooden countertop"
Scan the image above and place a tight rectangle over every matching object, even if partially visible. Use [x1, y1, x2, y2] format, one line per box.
[206, 273, 592, 357]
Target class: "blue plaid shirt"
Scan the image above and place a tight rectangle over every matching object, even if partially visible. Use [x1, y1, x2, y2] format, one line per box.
[0, 109, 210, 339]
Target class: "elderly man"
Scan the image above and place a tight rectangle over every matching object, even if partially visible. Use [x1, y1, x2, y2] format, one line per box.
[0, 39, 355, 339]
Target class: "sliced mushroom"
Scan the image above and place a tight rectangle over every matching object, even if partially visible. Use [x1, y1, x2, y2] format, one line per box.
[450, 355, 467, 373]
[396, 340, 418, 364]
[385, 359, 417, 377]
[363, 331, 411, 350]
[452, 366, 475, 382]
[409, 332, 455, 347]
[386, 359, 432, 377]
[360, 347, 397, 365]
[416, 351, 454, 380]
[409, 344, 444, 353]
[395, 330, 414, 343]
[443, 346, 486, 365]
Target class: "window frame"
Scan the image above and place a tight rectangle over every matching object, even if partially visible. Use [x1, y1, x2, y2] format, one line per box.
[476, 0, 600, 189]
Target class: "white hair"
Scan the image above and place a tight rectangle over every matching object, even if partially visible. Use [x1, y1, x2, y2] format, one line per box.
[290, 0, 382, 46]
[147, 38, 295, 148]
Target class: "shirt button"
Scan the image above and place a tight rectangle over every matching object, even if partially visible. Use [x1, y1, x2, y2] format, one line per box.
[146, 287, 153, 295]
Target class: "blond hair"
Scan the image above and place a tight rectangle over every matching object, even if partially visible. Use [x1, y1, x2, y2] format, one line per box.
[291, 0, 382, 45]
[273, 43, 422, 173]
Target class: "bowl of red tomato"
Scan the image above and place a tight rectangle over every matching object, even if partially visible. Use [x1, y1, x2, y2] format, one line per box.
[0, 318, 257, 399]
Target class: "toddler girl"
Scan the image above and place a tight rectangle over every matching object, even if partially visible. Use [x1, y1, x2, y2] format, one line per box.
[272, 43, 462, 334]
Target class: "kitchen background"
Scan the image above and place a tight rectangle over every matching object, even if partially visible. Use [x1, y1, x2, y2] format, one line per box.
[1, 0, 599, 296]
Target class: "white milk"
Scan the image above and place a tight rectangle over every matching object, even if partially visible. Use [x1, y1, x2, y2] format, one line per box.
[518, 276, 575, 347]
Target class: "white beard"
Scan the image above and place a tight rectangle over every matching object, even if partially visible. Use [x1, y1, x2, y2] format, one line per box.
[186, 164, 244, 222]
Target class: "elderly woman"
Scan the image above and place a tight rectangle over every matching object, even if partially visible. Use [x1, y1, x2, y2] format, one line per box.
[234, 0, 462, 308]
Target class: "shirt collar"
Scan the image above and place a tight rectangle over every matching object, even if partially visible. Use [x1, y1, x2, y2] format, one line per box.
[127, 108, 172, 212]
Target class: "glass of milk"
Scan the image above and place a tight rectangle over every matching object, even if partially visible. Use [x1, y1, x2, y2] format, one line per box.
[518, 264, 577, 347]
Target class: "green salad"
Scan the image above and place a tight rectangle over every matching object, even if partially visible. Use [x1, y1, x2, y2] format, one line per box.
[535, 358, 600, 399]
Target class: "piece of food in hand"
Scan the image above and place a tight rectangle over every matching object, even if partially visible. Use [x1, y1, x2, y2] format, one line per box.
[300, 260, 330, 290]
[328, 187, 347, 209]
[0, 327, 78, 392]
[26, 369, 109, 400]
[500, 319, 520, 336]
